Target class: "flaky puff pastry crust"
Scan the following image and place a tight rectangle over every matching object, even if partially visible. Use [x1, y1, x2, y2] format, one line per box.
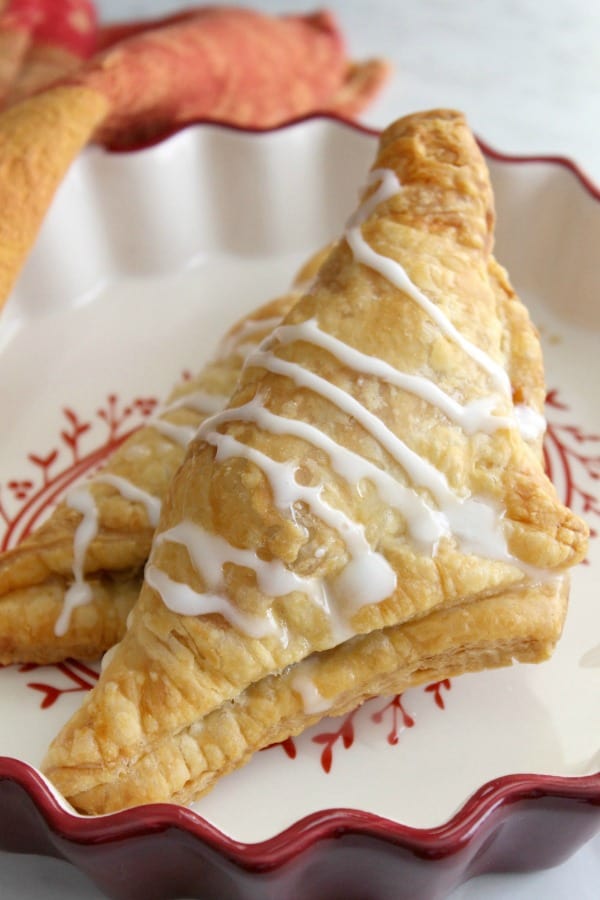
[51, 577, 568, 812]
[44, 109, 588, 812]
[0, 249, 329, 664]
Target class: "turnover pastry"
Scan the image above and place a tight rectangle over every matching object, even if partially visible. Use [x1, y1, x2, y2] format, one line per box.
[0, 250, 327, 665]
[43, 109, 588, 813]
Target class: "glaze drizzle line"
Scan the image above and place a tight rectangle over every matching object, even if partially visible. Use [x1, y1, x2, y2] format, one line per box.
[201, 397, 447, 552]
[346, 169, 511, 395]
[55, 488, 98, 636]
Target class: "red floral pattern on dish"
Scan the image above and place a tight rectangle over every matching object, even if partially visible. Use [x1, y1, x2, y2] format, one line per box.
[0, 388, 597, 775]
[19, 659, 99, 708]
[0, 392, 158, 552]
[270, 687, 440, 773]
[544, 390, 600, 550]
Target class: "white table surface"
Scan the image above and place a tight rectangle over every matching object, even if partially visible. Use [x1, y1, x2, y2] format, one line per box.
[1, 1, 598, 897]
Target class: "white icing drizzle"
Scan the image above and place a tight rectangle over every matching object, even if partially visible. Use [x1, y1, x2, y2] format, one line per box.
[248, 350, 456, 506]
[244, 351, 519, 563]
[205, 429, 397, 615]
[217, 315, 284, 360]
[269, 318, 514, 436]
[515, 404, 547, 442]
[291, 664, 333, 714]
[215, 276, 318, 362]
[94, 474, 161, 527]
[100, 643, 118, 672]
[346, 168, 512, 396]
[150, 418, 197, 447]
[157, 521, 324, 605]
[154, 520, 350, 642]
[202, 399, 447, 551]
[151, 518, 354, 643]
[209, 433, 369, 557]
[347, 167, 401, 227]
[145, 563, 280, 639]
[55, 488, 98, 636]
[162, 390, 228, 417]
[57, 474, 162, 634]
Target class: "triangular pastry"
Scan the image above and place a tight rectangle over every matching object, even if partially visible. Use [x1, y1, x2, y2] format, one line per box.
[0, 250, 327, 664]
[43, 109, 588, 813]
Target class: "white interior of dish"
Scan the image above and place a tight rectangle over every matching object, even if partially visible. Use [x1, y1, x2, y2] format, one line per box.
[0, 120, 598, 842]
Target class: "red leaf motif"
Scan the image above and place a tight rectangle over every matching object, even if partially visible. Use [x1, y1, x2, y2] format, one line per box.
[311, 732, 335, 773]
[2, 389, 159, 552]
[321, 744, 333, 774]
[278, 737, 297, 759]
[60, 431, 76, 448]
[546, 389, 567, 410]
[342, 716, 354, 748]
[27, 680, 98, 709]
[28, 449, 58, 469]
[27, 682, 62, 709]
[371, 694, 415, 744]
[59, 408, 93, 462]
[62, 408, 79, 426]
[563, 424, 600, 445]
[425, 679, 451, 709]
[261, 736, 297, 758]
[544, 399, 600, 537]
[312, 710, 357, 773]
[24, 660, 99, 709]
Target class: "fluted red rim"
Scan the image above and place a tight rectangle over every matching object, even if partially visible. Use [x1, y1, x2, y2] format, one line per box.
[0, 757, 598, 866]
[103, 110, 600, 204]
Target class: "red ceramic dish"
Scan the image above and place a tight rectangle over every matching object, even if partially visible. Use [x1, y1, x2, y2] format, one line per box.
[0, 760, 599, 900]
[0, 115, 598, 899]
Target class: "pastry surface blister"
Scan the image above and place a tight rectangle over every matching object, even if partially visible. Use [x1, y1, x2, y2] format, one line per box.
[43, 109, 588, 812]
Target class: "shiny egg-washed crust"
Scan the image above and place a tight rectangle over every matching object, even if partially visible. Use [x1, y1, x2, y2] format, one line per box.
[0, 249, 330, 665]
[43, 109, 588, 811]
